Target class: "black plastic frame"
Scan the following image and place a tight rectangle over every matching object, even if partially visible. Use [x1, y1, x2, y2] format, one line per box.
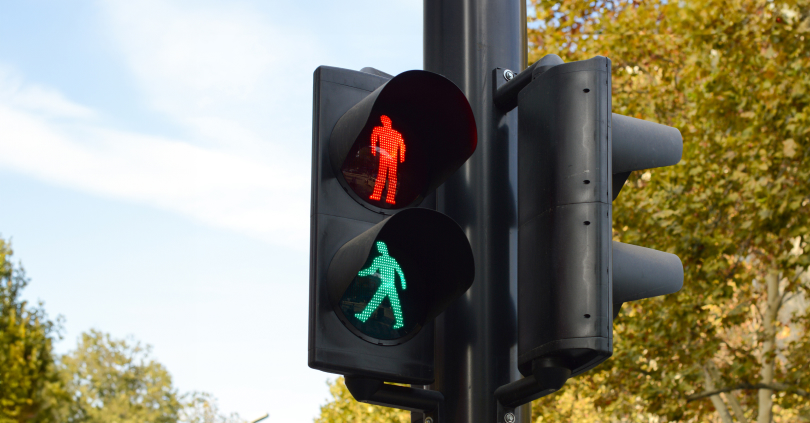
[516, 56, 614, 378]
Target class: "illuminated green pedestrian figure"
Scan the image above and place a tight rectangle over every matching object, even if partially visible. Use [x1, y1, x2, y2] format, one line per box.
[355, 241, 407, 329]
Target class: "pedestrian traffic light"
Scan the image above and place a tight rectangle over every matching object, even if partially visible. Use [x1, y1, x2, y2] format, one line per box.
[309, 66, 477, 384]
[498, 54, 684, 404]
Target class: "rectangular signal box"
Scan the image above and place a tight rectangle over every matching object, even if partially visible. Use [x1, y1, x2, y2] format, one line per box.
[309, 66, 436, 384]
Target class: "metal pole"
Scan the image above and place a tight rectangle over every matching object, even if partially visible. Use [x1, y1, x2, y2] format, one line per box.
[424, 0, 529, 422]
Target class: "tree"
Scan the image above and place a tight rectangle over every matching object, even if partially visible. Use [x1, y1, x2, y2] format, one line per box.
[0, 237, 65, 423]
[528, 0, 810, 422]
[179, 392, 244, 423]
[0, 234, 242, 422]
[57, 329, 244, 423]
[58, 329, 182, 422]
[315, 377, 409, 423]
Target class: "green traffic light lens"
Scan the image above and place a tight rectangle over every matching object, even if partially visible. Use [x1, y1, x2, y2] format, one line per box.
[338, 240, 424, 341]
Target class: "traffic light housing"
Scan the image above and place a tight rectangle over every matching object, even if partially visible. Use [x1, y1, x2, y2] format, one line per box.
[309, 66, 477, 384]
[513, 55, 683, 395]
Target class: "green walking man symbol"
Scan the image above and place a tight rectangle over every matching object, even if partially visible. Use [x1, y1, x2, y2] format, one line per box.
[355, 241, 407, 329]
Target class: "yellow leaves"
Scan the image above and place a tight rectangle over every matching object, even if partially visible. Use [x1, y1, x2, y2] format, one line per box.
[757, 208, 772, 220]
[777, 325, 791, 340]
[731, 166, 747, 181]
[783, 138, 797, 157]
[317, 377, 410, 423]
[529, 0, 810, 419]
[653, 209, 676, 219]
[797, 16, 810, 33]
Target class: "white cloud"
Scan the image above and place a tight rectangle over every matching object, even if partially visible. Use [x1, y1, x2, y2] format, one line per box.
[98, 0, 321, 154]
[0, 76, 308, 249]
[0, 66, 96, 119]
[0, 0, 319, 249]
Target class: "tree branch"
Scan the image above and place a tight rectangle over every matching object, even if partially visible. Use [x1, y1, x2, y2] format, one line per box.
[686, 382, 810, 402]
[633, 367, 653, 376]
[702, 364, 733, 423]
[706, 361, 749, 423]
[779, 267, 806, 305]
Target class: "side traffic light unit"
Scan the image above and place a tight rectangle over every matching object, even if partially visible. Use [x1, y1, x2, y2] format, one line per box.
[493, 54, 684, 408]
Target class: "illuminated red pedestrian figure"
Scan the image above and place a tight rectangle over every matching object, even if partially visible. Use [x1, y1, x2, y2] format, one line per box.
[369, 115, 406, 204]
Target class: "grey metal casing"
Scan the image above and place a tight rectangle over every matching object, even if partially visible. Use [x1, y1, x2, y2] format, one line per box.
[517, 57, 613, 377]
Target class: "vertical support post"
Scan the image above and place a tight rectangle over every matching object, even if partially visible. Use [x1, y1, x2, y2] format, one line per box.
[423, 0, 529, 422]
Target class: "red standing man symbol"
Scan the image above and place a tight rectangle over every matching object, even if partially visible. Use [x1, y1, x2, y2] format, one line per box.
[369, 115, 406, 204]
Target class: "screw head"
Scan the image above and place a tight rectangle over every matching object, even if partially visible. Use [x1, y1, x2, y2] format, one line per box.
[504, 412, 516, 423]
[425, 417, 434, 423]
[503, 69, 515, 81]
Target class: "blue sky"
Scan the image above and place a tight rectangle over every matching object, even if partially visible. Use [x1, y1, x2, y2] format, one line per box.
[0, 0, 422, 420]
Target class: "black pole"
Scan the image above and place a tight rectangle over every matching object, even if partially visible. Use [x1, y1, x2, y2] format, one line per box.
[424, 1, 529, 422]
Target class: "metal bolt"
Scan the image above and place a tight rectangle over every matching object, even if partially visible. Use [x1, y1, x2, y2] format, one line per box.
[504, 412, 516, 423]
[503, 69, 515, 81]
[425, 417, 434, 423]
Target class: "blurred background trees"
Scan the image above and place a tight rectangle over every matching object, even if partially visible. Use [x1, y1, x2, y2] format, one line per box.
[528, 0, 810, 421]
[314, 377, 409, 423]
[56, 330, 182, 422]
[0, 238, 64, 422]
[0, 236, 245, 423]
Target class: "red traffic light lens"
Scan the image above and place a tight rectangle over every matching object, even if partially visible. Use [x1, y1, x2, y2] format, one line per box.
[331, 70, 477, 211]
[341, 114, 427, 209]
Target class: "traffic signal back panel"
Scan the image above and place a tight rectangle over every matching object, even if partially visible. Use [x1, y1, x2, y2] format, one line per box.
[517, 57, 613, 378]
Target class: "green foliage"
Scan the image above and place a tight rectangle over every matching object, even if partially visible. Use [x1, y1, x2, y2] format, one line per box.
[57, 330, 182, 423]
[0, 237, 65, 423]
[55, 330, 244, 423]
[179, 392, 245, 423]
[315, 377, 409, 423]
[0, 234, 240, 422]
[529, 0, 810, 421]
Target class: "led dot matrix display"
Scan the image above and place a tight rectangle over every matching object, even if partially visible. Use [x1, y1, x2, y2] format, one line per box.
[369, 115, 406, 205]
[339, 240, 423, 341]
[340, 114, 428, 210]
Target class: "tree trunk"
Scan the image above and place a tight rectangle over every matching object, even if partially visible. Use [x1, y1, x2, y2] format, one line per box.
[757, 272, 780, 423]
[703, 365, 734, 423]
[725, 391, 749, 423]
[707, 360, 749, 423]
